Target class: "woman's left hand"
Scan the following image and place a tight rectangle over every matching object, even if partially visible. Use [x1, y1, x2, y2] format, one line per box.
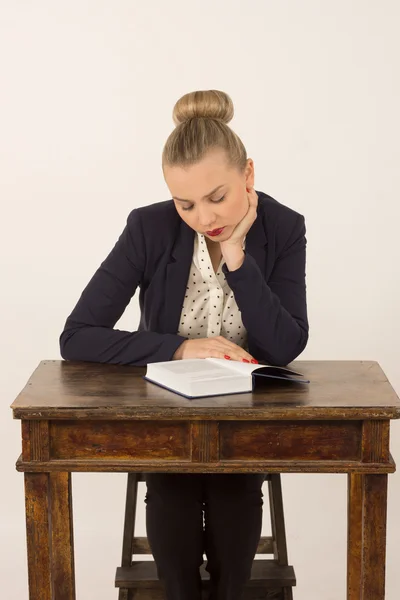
[220, 187, 258, 270]
[220, 187, 258, 249]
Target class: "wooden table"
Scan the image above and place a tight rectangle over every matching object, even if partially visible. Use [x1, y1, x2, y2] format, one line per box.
[11, 359, 400, 600]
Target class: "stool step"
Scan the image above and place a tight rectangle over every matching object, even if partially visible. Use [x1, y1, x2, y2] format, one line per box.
[132, 535, 274, 555]
[115, 559, 295, 590]
[118, 588, 287, 600]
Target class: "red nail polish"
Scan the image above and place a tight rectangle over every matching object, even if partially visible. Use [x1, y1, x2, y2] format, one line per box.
[224, 355, 231, 360]
[242, 359, 250, 363]
[251, 359, 258, 364]
[246, 187, 250, 192]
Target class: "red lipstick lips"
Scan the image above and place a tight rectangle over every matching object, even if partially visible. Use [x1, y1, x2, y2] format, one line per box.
[206, 227, 225, 237]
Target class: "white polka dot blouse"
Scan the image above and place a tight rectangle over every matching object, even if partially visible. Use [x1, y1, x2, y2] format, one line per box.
[177, 232, 248, 350]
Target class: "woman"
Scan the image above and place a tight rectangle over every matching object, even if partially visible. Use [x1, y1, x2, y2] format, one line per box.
[60, 89, 309, 600]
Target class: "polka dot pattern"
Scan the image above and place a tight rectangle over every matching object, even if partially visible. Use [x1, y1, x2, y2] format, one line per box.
[177, 232, 248, 350]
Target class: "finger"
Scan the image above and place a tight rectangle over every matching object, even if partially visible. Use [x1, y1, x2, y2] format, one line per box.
[247, 186, 259, 210]
[207, 346, 256, 363]
[215, 336, 253, 356]
[213, 338, 255, 362]
[229, 353, 256, 363]
[201, 347, 243, 361]
[246, 185, 257, 199]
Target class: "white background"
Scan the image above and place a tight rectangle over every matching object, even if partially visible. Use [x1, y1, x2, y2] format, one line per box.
[1, 1, 399, 599]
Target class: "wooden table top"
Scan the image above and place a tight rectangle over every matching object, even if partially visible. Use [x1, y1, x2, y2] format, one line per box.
[10, 360, 400, 421]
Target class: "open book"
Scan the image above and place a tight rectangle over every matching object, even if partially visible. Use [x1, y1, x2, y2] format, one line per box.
[144, 358, 310, 399]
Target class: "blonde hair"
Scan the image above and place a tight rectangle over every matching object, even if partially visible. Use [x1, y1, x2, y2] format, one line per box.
[162, 89, 248, 173]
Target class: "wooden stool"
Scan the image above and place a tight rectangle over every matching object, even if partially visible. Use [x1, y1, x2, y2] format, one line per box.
[115, 473, 296, 599]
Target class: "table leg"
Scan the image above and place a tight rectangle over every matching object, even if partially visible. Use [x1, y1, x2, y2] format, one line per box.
[24, 472, 76, 600]
[347, 473, 388, 599]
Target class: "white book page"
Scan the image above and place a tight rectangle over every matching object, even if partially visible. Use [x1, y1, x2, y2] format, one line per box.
[205, 357, 257, 376]
[148, 359, 245, 382]
[205, 358, 304, 377]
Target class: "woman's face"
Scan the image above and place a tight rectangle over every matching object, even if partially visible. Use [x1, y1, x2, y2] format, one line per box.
[164, 149, 255, 243]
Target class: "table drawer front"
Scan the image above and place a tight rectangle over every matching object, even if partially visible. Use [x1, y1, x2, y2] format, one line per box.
[49, 421, 190, 460]
[220, 421, 362, 461]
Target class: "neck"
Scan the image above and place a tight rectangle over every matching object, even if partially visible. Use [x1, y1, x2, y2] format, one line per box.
[205, 236, 221, 253]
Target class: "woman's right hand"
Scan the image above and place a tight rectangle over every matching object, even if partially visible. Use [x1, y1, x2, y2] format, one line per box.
[172, 336, 257, 363]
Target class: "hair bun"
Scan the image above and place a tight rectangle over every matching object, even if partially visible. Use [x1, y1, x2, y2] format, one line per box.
[172, 89, 234, 126]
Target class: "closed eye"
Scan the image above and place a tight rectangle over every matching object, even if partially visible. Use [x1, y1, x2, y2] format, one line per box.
[181, 195, 225, 211]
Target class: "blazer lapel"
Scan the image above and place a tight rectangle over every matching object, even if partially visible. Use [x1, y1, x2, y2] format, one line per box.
[163, 220, 195, 334]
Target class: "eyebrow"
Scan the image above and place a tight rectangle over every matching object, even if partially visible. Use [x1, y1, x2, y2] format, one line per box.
[173, 184, 226, 203]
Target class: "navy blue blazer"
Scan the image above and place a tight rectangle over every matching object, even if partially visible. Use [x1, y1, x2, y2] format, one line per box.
[60, 191, 308, 367]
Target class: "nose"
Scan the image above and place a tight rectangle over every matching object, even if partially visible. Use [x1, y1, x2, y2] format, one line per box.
[197, 204, 216, 229]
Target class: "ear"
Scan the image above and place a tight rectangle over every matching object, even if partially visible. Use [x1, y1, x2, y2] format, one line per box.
[245, 158, 255, 188]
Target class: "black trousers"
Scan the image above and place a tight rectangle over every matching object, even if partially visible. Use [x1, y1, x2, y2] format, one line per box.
[145, 473, 265, 600]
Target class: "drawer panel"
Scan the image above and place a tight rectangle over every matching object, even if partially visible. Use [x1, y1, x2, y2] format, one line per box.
[49, 420, 190, 460]
[219, 421, 362, 461]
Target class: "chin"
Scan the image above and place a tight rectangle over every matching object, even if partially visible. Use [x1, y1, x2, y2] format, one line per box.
[218, 227, 233, 241]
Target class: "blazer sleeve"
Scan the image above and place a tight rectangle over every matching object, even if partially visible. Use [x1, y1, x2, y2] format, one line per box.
[222, 213, 309, 366]
[59, 209, 186, 366]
